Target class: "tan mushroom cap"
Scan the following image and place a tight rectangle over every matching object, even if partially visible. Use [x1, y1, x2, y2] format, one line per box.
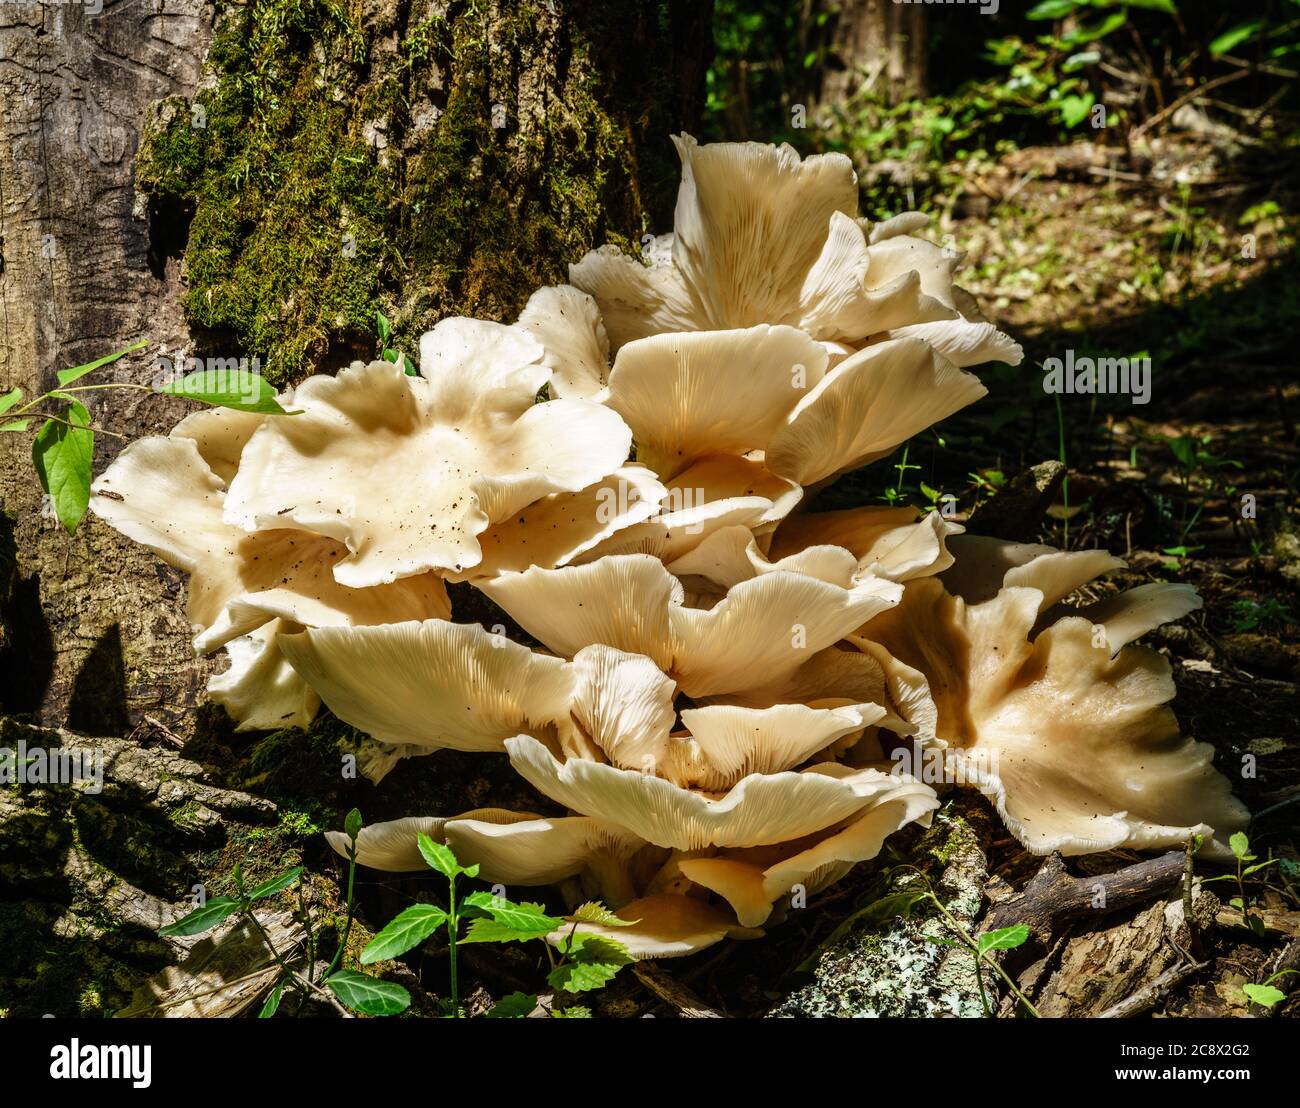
[552, 894, 764, 960]
[277, 620, 573, 760]
[207, 620, 321, 732]
[90, 432, 449, 731]
[505, 734, 924, 852]
[323, 809, 537, 872]
[224, 319, 632, 587]
[568, 134, 1010, 356]
[603, 325, 827, 478]
[515, 284, 611, 399]
[860, 575, 1248, 857]
[478, 553, 901, 698]
[679, 778, 939, 926]
[764, 337, 987, 487]
[443, 465, 667, 582]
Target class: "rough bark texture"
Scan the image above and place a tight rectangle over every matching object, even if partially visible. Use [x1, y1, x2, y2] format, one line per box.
[818, 0, 926, 109]
[0, 0, 711, 1015]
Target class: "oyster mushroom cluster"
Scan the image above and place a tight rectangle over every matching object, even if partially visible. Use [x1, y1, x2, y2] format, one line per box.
[92, 135, 1247, 958]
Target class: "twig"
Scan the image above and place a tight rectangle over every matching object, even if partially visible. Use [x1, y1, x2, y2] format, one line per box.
[633, 964, 726, 1018]
[143, 714, 185, 747]
[1097, 961, 1208, 1018]
[1131, 70, 1251, 141]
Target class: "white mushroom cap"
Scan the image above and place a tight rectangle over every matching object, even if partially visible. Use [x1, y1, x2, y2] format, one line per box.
[679, 777, 939, 926]
[860, 575, 1248, 857]
[323, 809, 538, 871]
[764, 338, 986, 486]
[207, 620, 320, 732]
[277, 620, 573, 757]
[223, 320, 633, 587]
[505, 734, 922, 852]
[478, 553, 901, 698]
[604, 325, 827, 478]
[553, 894, 763, 960]
[515, 284, 611, 399]
[90, 432, 449, 731]
[568, 134, 1014, 358]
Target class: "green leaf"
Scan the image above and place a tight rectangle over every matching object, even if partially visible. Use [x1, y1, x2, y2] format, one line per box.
[417, 834, 460, 878]
[1, 419, 31, 432]
[344, 808, 363, 841]
[32, 402, 93, 534]
[1229, 831, 1251, 860]
[1059, 92, 1095, 129]
[158, 895, 242, 937]
[568, 902, 637, 928]
[461, 914, 558, 945]
[156, 369, 290, 415]
[258, 980, 284, 1018]
[978, 923, 1030, 955]
[0, 387, 21, 415]
[475, 898, 561, 935]
[1241, 983, 1286, 1008]
[376, 311, 391, 345]
[56, 339, 147, 386]
[551, 1005, 592, 1018]
[324, 970, 411, 1016]
[1121, 0, 1176, 13]
[360, 904, 449, 963]
[486, 992, 539, 1018]
[1242, 859, 1277, 876]
[1210, 19, 1265, 56]
[547, 958, 622, 994]
[247, 867, 304, 900]
[1027, 0, 1079, 19]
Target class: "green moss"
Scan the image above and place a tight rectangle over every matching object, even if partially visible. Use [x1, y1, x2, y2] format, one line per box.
[136, 0, 686, 385]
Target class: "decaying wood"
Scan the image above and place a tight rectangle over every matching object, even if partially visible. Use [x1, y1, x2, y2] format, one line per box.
[984, 851, 1185, 943]
[1215, 906, 1300, 939]
[634, 963, 726, 1019]
[116, 906, 305, 1018]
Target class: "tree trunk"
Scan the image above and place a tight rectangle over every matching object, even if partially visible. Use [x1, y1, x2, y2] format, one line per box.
[818, 0, 926, 109]
[0, 0, 711, 1016]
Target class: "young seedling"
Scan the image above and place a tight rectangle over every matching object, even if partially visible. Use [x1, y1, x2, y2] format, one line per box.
[156, 808, 411, 1018]
[376, 311, 416, 375]
[361, 836, 634, 1018]
[1202, 831, 1277, 936]
[1241, 969, 1298, 1010]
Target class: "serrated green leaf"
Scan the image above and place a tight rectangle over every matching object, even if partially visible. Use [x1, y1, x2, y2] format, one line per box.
[475, 899, 562, 934]
[460, 914, 557, 945]
[547, 959, 622, 994]
[568, 902, 637, 928]
[156, 369, 290, 415]
[361, 904, 449, 963]
[247, 866, 303, 900]
[33, 403, 93, 534]
[158, 895, 242, 937]
[0, 387, 21, 415]
[486, 992, 538, 1018]
[978, 923, 1029, 955]
[324, 970, 410, 1016]
[551, 1005, 592, 1018]
[1, 419, 31, 432]
[1229, 831, 1251, 860]
[259, 980, 284, 1018]
[344, 808, 363, 841]
[417, 833, 460, 878]
[56, 339, 147, 387]
[1242, 983, 1286, 1008]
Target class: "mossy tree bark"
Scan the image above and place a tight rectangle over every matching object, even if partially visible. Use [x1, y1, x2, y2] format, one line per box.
[0, 0, 710, 1015]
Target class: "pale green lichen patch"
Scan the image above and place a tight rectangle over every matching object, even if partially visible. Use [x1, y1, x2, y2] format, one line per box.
[770, 801, 993, 1018]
